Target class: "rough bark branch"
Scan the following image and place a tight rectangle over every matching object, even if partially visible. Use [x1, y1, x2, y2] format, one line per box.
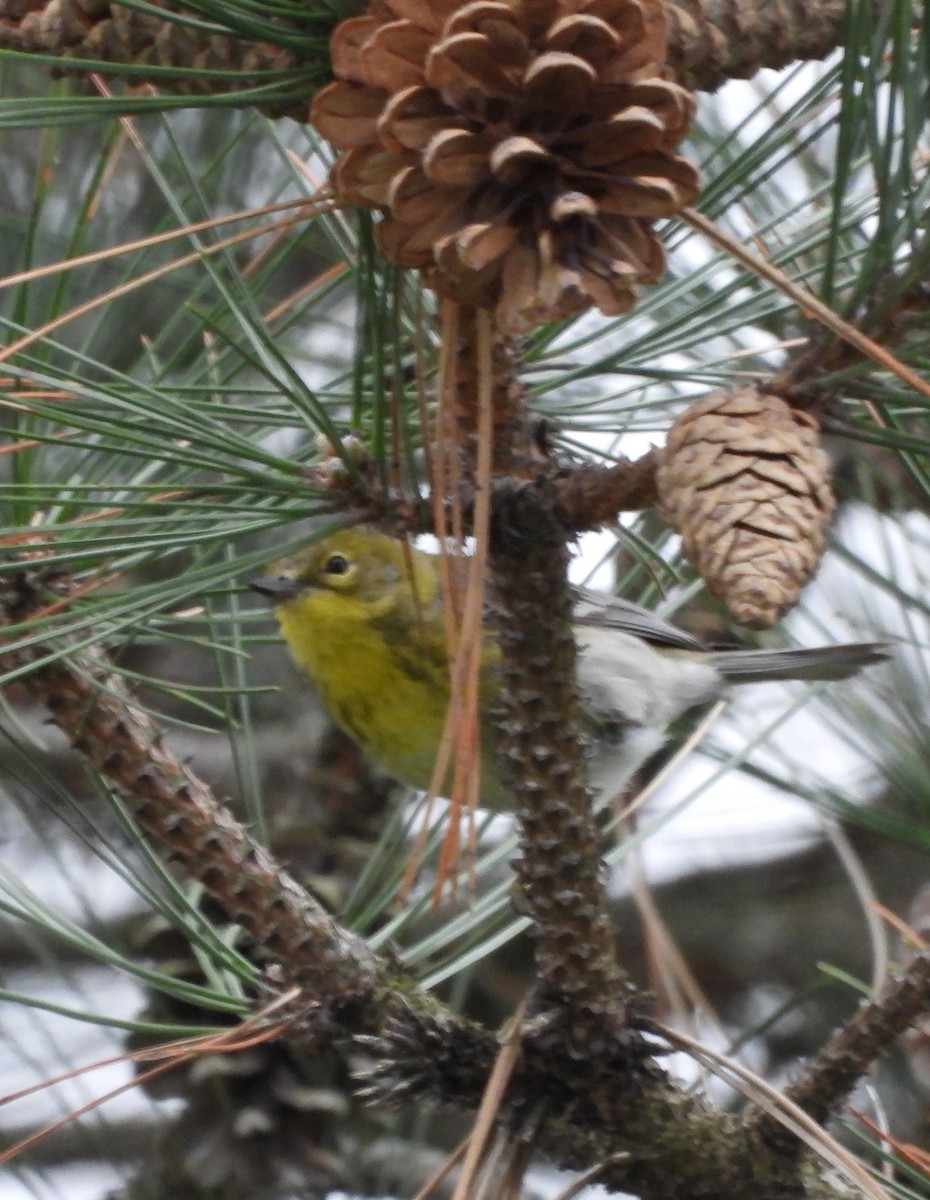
[0, 0, 880, 106]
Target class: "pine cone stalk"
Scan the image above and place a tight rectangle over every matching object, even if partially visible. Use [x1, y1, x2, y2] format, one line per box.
[438, 302, 540, 482]
[312, 0, 700, 332]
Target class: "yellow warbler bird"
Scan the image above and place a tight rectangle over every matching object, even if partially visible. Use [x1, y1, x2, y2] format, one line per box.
[251, 529, 888, 807]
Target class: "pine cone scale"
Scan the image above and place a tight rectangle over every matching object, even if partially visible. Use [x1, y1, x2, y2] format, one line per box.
[312, 83, 387, 149]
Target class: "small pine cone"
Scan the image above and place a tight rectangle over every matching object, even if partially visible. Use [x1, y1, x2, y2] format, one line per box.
[656, 387, 836, 628]
[311, 0, 699, 333]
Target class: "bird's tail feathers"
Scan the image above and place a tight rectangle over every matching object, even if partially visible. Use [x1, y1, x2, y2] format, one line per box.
[711, 642, 890, 684]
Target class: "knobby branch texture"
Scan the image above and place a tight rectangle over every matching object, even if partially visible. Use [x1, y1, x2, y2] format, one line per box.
[765, 950, 930, 1145]
[553, 450, 662, 529]
[490, 483, 634, 1046]
[447, 307, 636, 1049]
[0, 0, 880, 103]
[0, 572, 384, 1029]
[665, 0, 872, 92]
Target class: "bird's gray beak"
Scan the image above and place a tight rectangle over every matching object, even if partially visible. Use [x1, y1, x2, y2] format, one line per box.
[250, 576, 304, 601]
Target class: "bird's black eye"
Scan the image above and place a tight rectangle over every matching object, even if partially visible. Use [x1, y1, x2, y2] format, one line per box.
[323, 553, 350, 576]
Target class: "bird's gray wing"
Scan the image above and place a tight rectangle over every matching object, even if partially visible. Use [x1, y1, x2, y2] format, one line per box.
[571, 587, 706, 651]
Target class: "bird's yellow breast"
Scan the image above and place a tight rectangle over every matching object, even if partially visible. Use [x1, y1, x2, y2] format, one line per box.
[275, 587, 460, 792]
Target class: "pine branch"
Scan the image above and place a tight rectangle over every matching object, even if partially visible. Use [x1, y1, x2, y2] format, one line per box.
[0, 568, 386, 1034]
[552, 450, 662, 530]
[490, 480, 635, 1047]
[666, 0, 881, 92]
[0, 0, 881, 115]
[751, 950, 930, 1156]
